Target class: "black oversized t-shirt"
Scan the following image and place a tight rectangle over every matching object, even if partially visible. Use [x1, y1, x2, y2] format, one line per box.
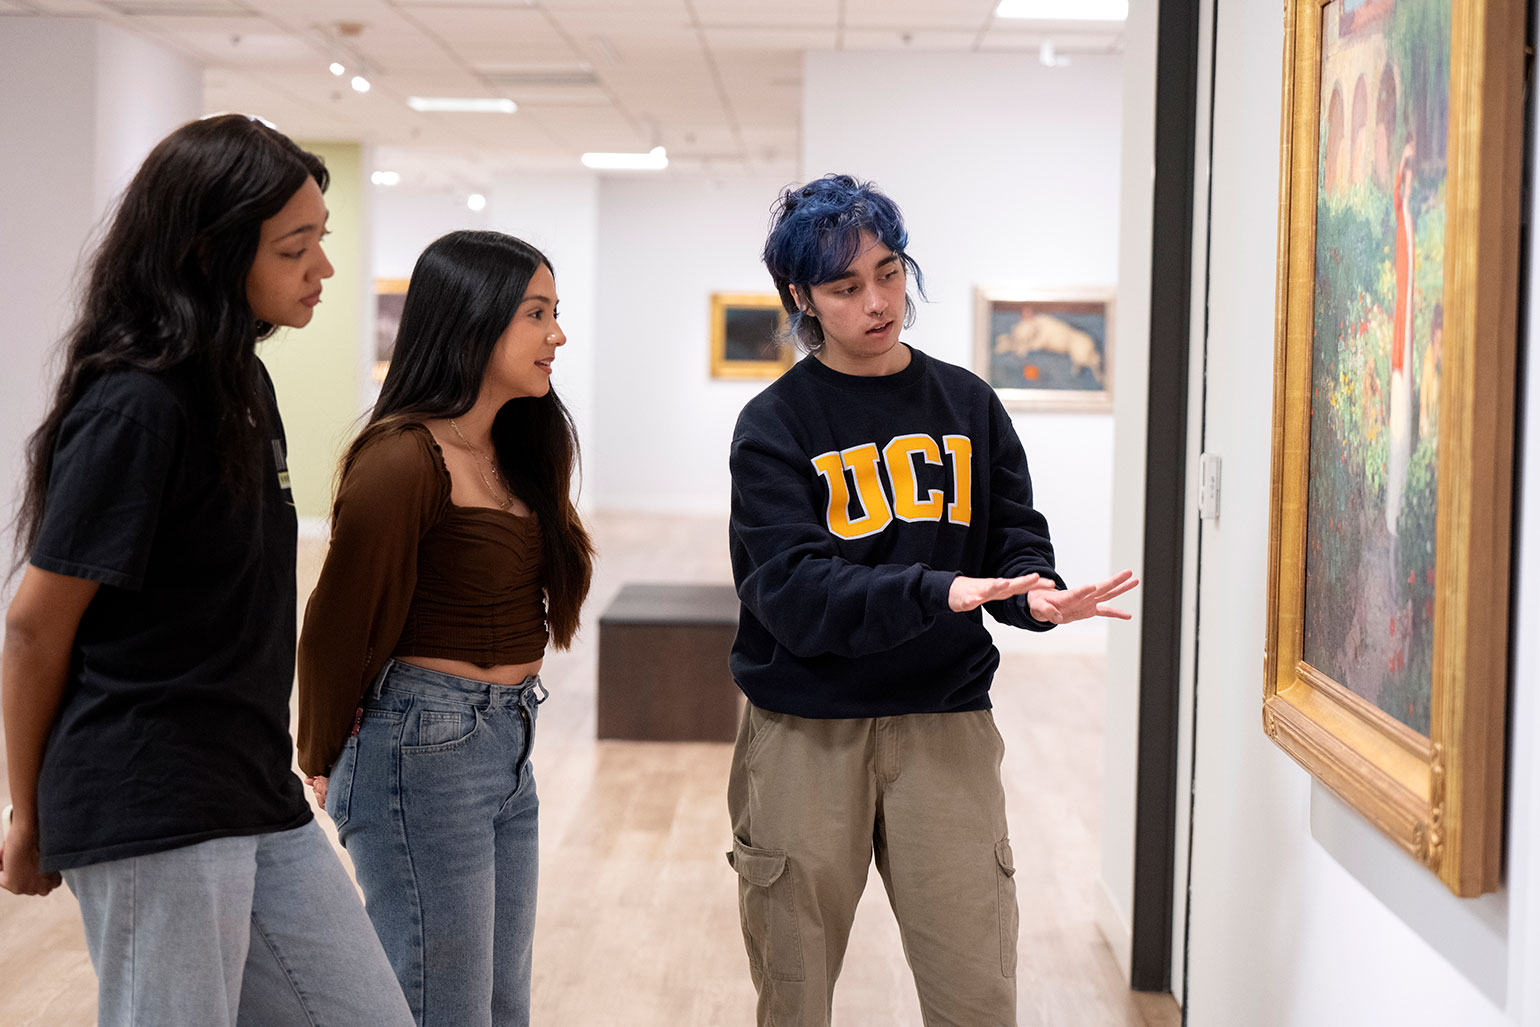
[31, 364, 311, 871]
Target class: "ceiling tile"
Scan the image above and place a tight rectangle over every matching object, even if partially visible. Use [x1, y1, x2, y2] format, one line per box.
[842, 0, 993, 30]
[840, 27, 979, 50]
[543, 7, 694, 48]
[8, 0, 99, 11]
[146, 19, 318, 65]
[689, 0, 836, 25]
[102, 1, 253, 13]
[534, 0, 686, 10]
[398, 4, 578, 62]
[701, 26, 835, 50]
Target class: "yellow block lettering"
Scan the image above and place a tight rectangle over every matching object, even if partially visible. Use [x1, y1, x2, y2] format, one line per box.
[811, 444, 895, 539]
[883, 434, 944, 522]
[943, 435, 973, 526]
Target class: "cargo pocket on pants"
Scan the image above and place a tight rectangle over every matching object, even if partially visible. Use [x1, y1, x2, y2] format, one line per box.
[727, 838, 804, 982]
[996, 838, 1018, 978]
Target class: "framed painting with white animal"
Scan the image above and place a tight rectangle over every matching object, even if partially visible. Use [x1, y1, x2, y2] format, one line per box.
[972, 287, 1113, 412]
[1263, 0, 1523, 897]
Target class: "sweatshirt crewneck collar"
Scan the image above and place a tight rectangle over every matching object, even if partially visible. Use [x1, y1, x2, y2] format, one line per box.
[801, 345, 928, 393]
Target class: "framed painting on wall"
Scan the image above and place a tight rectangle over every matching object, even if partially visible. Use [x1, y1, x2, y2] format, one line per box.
[972, 287, 1114, 412]
[374, 277, 409, 384]
[1264, 0, 1524, 896]
[710, 293, 794, 380]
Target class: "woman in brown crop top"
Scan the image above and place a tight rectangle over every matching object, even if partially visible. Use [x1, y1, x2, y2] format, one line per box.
[297, 230, 593, 1027]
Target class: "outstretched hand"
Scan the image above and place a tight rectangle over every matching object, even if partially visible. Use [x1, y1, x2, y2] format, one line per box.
[948, 573, 1056, 613]
[1026, 570, 1139, 625]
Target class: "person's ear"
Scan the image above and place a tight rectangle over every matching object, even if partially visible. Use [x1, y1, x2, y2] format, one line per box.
[789, 284, 815, 318]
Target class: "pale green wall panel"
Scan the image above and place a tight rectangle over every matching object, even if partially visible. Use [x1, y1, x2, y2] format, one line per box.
[259, 141, 366, 522]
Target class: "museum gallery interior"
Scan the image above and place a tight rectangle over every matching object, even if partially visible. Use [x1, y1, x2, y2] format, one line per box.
[2, 0, 1539, 1024]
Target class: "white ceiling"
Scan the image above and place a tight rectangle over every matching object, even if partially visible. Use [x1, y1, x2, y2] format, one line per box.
[3, 0, 1124, 190]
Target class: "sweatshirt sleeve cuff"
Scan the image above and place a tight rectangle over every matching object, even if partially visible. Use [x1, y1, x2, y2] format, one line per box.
[920, 568, 958, 613]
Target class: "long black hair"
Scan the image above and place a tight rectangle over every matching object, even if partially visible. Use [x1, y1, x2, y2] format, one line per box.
[14, 114, 328, 566]
[345, 230, 594, 647]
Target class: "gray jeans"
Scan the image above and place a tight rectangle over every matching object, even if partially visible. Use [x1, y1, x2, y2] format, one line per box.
[63, 818, 414, 1027]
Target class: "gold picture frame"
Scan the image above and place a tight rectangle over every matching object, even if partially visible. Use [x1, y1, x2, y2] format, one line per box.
[374, 277, 410, 384]
[709, 293, 794, 380]
[1264, 0, 1524, 896]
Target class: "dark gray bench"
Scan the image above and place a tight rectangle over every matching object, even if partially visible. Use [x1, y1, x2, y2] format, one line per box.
[596, 583, 743, 742]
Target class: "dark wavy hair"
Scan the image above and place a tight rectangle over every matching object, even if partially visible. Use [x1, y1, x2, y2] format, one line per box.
[343, 230, 594, 648]
[762, 173, 927, 353]
[13, 114, 328, 568]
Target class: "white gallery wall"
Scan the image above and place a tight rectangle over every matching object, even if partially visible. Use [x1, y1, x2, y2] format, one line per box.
[1098, 0, 1160, 977]
[1167, 1, 1540, 1024]
[372, 187, 493, 281]
[591, 173, 793, 516]
[801, 50, 1124, 649]
[0, 17, 199, 582]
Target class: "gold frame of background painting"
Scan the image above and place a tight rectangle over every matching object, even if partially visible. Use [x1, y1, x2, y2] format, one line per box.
[709, 293, 794, 380]
[1263, 0, 1523, 896]
[373, 277, 410, 384]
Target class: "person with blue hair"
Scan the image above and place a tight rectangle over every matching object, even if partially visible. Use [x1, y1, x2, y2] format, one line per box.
[726, 174, 1138, 1025]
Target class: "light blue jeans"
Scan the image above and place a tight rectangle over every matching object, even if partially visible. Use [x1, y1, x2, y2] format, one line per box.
[63, 818, 414, 1027]
[327, 659, 546, 1027]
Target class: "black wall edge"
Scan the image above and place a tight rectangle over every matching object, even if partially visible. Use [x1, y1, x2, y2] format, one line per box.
[1130, 0, 1204, 994]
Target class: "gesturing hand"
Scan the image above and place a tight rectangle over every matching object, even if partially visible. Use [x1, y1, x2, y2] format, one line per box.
[1026, 570, 1140, 625]
[948, 573, 1055, 613]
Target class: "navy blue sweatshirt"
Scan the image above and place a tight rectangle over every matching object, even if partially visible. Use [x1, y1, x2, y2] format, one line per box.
[728, 346, 1065, 719]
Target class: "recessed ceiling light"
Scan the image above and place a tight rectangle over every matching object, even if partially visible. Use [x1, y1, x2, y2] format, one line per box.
[351, 75, 371, 93]
[995, 0, 1126, 20]
[371, 171, 401, 186]
[329, 62, 345, 76]
[580, 145, 668, 171]
[467, 193, 487, 212]
[406, 97, 517, 114]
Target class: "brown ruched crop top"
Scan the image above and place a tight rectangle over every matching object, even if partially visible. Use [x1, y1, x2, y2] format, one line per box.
[296, 424, 546, 775]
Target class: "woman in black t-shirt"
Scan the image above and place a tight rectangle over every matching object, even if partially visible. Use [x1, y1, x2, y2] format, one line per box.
[0, 116, 413, 1027]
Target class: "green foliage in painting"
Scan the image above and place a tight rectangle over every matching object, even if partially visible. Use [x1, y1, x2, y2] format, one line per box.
[1303, 167, 1443, 737]
[1388, 0, 1452, 158]
[1387, 436, 1438, 733]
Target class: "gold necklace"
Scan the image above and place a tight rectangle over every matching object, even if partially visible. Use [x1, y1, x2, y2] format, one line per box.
[448, 418, 515, 510]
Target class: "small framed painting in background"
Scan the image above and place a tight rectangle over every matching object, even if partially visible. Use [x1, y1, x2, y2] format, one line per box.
[972, 287, 1114, 412]
[374, 278, 409, 384]
[710, 293, 794, 380]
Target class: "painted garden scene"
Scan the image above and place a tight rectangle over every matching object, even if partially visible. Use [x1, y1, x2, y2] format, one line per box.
[1302, 0, 1448, 736]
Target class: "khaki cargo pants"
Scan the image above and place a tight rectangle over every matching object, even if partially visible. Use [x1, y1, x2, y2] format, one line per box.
[727, 703, 1018, 1027]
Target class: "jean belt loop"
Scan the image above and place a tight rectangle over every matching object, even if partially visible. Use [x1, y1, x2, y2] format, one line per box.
[525, 678, 549, 708]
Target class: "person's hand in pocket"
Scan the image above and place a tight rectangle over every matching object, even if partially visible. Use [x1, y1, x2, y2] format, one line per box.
[305, 775, 329, 810]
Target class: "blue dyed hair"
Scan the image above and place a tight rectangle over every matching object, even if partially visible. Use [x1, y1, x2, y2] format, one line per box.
[762, 174, 926, 352]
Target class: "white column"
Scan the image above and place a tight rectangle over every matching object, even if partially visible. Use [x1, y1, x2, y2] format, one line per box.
[0, 17, 200, 582]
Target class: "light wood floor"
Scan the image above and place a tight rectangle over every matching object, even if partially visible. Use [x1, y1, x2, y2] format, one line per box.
[0, 513, 1177, 1027]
